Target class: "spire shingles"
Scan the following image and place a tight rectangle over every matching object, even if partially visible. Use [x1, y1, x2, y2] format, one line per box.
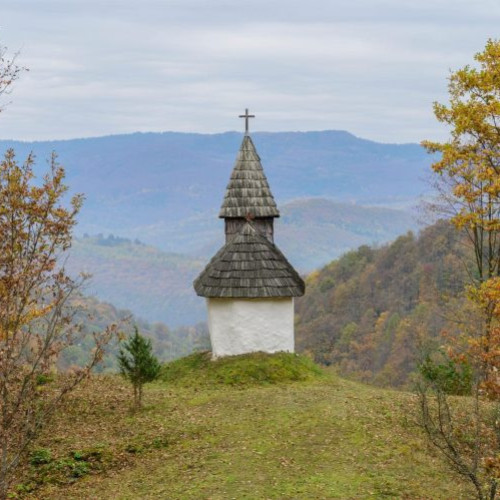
[219, 135, 280, 218]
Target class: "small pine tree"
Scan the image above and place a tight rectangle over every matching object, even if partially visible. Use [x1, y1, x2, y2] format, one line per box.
[118, 327, 161, 409]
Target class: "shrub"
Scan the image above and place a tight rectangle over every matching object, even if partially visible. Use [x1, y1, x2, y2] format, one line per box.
[418, 350, 472, 395]
[29, 449, 52, 466]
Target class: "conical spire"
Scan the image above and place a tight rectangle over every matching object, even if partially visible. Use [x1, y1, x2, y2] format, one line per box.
[219, 135, 280, 218]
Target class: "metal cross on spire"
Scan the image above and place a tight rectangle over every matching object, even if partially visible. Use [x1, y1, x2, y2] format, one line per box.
[239, 108, 255, 135]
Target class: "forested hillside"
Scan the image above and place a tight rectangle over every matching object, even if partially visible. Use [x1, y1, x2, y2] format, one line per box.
[275, 198, 416, 270]
[67, 235, 205, 326]
[295, 220, 469, 387]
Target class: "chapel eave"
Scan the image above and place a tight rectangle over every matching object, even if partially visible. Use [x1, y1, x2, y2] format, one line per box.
[193, 223, 305, 299]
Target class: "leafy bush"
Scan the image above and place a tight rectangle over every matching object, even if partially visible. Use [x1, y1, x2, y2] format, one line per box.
[418, 350, 472, 395]
[35, 374, 54, 386]
[69, 461, 89, 478]
[24, 444, 114, 495]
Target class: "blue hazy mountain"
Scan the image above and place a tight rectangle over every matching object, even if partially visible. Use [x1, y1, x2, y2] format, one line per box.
[0, 130, 428, 255]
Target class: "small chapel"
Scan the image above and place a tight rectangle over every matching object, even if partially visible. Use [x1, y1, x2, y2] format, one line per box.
[194, 109, 305, 358]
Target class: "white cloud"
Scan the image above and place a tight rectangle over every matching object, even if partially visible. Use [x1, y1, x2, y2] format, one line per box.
[0, 0, 499, 141]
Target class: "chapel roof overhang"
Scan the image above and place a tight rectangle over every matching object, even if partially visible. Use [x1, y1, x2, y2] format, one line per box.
[193, 222, 304, 298]
[218, 135, 280, 219]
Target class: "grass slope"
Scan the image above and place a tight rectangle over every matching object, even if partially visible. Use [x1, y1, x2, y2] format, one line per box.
[160, 351, 324, 387]
[18, 354, 470, 499]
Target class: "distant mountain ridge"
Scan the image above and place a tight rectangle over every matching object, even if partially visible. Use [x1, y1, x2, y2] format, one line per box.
[0, 130, 429, 257]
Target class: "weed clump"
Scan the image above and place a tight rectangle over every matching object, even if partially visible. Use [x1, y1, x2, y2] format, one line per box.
[22, 444, 114, 491]
[29, 449, 52, 466]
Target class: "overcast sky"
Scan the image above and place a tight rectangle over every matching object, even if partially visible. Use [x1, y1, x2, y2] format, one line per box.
[0, 0, 499, 143]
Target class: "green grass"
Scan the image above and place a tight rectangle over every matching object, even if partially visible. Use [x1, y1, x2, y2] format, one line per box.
[14, 354, 471, 499]
[160, 351, 324, 387]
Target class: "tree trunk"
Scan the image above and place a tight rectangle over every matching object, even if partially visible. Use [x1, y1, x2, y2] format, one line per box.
[133, 384, 138, 410]
[490, 479, 497, 500]
[0, 441, 8, 500]
[0, 479, 7, 500]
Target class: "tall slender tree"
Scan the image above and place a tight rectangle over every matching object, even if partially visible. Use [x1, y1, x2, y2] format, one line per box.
[0, 149, 116, 499]
[118, 327, 161, 409]
[419, 39, 500, 500]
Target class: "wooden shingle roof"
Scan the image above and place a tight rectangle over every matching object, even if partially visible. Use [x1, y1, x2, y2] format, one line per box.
[194, 223, 305, 298]
[219, 135, 280, 219]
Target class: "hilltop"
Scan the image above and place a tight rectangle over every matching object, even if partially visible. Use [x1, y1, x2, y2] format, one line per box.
[66, 219, 467, 389]
[16, 354, 469, 499]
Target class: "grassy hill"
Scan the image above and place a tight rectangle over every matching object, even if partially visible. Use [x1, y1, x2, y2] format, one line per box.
[16, 353, 470, 499]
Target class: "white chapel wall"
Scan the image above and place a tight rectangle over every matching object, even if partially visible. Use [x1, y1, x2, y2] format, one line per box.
[207, 297, 294, 358]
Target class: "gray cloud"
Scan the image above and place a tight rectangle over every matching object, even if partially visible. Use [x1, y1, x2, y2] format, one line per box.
[0, 0, 499, 142]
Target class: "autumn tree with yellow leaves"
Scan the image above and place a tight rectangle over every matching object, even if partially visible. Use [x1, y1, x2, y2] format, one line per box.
[0, 150, 116, 499]
[0, 43, 117, 499]
[419, 39, 500, 500]
[423, 40, 500, 286]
